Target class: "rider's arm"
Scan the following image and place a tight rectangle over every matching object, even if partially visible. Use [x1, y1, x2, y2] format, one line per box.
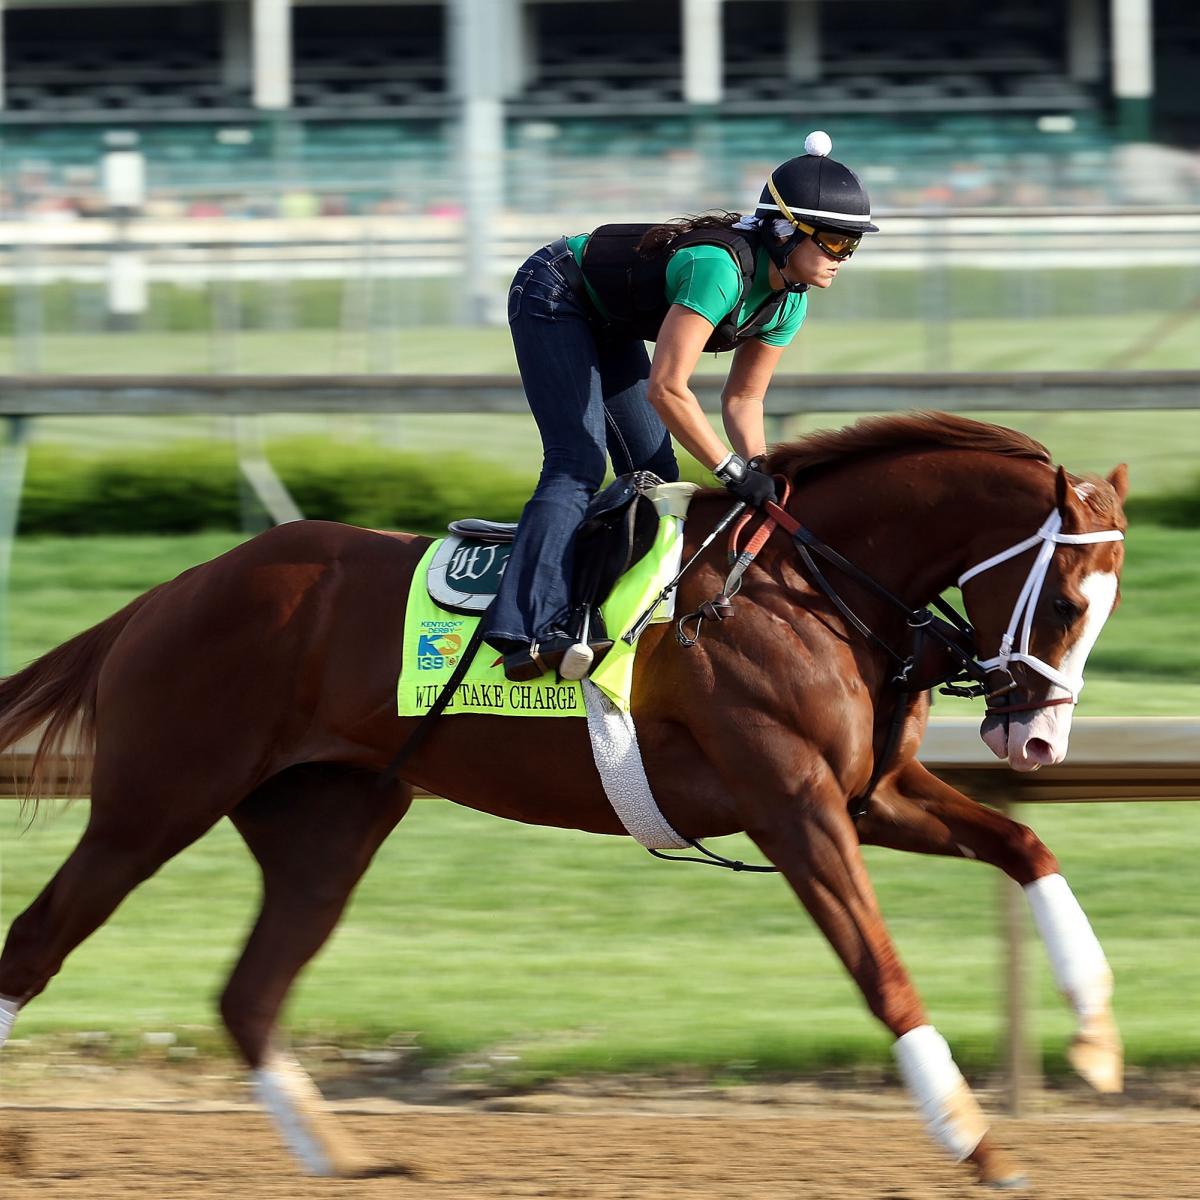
[720, 338, 787, 460]
[646, 303, 730, 470]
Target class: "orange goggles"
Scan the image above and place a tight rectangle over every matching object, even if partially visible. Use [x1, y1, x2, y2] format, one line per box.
[799, 222, 861, 261]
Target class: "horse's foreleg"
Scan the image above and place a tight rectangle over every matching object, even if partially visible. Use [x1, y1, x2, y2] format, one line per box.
[862, 760, 1121, 1094]
[223, 764, 412, 1178]
[747, 794, 1024, 1190]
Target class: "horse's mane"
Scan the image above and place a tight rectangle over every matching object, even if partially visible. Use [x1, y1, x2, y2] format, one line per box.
[766, 411, 1053, 478]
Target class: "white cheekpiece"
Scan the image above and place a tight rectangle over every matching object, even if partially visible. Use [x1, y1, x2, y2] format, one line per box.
[893, 1025, 987, 1161]
[1024, 873, 1112, 1018]
[0, 997, 19, 1049]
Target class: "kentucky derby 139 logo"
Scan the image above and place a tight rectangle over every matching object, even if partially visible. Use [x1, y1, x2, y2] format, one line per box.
[417, 619, 465, 670]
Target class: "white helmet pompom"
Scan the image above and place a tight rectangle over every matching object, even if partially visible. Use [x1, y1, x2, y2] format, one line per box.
[804, 130, 832, 158]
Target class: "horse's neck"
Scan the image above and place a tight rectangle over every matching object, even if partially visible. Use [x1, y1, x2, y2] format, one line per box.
[777, 454, 1052, 609]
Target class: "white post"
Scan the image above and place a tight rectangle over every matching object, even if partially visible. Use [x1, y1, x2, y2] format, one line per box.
[450, 0, 507, 324]
[1067, 0, 1102, 83]
[503, 0, 536, 98]
[222, 0, 253, 92]
[1109, 0, 1153, 139]
[683, 0, 723, 106]
[785, 0, 820, 83]
[102, 148, 147, 330]
[253, 0, 292, 110]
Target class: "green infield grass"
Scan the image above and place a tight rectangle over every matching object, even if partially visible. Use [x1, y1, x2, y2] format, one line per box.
[1, 797, 1196, 1078]
[3, 311, 1198, 378]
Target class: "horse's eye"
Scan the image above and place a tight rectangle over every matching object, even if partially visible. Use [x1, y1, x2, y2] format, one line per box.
[1053, 597, 1080, 622]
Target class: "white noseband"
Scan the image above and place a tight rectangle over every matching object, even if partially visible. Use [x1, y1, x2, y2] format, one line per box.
[957, 510, 1123, 700]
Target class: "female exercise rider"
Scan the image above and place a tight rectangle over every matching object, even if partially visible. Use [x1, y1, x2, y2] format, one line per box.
[486, 131, 878, 682]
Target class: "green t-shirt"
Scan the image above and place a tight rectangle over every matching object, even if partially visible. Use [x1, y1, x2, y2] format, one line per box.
[566, 232, 807, 347]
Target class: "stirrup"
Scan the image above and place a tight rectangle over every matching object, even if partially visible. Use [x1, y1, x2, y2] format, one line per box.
[558, 637, 614, 682]
[559, 605, 611, 681]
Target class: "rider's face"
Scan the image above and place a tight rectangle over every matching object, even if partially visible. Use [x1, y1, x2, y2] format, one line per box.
[776, 234, 845, 290]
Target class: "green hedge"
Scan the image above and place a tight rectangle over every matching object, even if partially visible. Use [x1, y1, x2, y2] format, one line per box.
[18, 439, 539, 535]
[1124, 480, 1200, 529]
[18, 439, 1198, 535]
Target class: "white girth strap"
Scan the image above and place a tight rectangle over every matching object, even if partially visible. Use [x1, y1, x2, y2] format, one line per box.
[582, 680, 688, 850]
[957, 509, 1123, 700]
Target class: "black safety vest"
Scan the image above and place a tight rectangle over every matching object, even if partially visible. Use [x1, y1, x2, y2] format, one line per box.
[579, 224, 790, 354]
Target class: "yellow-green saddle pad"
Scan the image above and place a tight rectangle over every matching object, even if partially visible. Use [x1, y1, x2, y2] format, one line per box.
[397, 483, 697, 717]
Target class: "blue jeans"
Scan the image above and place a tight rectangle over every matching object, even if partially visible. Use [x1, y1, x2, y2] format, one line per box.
[485, 242, 679, 649]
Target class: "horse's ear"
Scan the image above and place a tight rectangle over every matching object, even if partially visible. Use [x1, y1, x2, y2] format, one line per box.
[1055, 465, 1087, 531]
[1107, 463, 1130, 504]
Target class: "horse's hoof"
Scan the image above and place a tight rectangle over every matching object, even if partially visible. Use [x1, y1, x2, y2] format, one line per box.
[984, 1173, 1031, 1192]
[321, 1151, 384, 1178]
[969, 1138, 1028, 1191]
[1069, 1012, 1124, 1093]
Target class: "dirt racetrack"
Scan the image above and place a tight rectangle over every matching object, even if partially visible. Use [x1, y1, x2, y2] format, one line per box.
[2, 1093, 1198, 1200]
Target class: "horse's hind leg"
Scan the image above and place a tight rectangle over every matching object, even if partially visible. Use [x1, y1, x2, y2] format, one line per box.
[746, 790, 1025, 1190]
[861, 759, 1121, 1094]
[221, 764, 412, 1178]
[0, 777, 235, 1033]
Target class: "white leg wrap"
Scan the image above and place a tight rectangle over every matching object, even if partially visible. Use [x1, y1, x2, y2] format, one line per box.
[1024, 873, 1112, 1019]
[893, 1025, 988, 1161]
[253, 1056, 336, 1176]
[0, 997, 19, 1050]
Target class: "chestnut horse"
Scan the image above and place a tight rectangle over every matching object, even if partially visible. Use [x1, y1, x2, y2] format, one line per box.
[0, 413, 1128, 1190]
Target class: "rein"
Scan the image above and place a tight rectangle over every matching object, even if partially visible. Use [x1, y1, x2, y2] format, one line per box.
[678, 492, 993, 702]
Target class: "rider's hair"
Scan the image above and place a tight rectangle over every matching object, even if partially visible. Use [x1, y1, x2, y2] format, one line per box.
[636, 211, 744, 256]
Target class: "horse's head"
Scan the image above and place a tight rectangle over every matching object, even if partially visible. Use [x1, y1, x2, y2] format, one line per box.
[960, 463, 1128, 771]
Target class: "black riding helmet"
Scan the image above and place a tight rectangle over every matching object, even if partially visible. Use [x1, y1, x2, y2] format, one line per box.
[755, 131, 878, 285]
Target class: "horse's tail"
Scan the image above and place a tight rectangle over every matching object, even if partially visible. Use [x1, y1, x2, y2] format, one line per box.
[0, 586, 161, 807]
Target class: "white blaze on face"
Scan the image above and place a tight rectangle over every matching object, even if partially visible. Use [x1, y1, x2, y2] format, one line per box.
[1006, 570, 1119, 771]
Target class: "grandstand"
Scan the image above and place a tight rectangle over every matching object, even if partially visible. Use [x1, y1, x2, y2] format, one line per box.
[0, 0, 1193, 218]
[0, 1, 1181, 127]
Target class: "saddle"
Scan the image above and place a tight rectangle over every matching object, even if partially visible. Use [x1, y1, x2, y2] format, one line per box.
[427, 472, 665, 625]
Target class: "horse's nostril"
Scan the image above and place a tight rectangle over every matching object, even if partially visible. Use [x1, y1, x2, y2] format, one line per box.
[1024, 737, 1056, 766]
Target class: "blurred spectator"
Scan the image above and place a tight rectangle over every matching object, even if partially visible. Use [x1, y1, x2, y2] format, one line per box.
[279, 189, 320, 219]
[1114, 143, 1200, 205]
[144, 197, 187, 219]
[947, 161, 999, 206]
[26, 195, 81, 221]
[187, 198, 226, 218]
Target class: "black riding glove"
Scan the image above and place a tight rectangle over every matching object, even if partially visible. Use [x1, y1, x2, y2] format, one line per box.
[713, 453, 777, 508]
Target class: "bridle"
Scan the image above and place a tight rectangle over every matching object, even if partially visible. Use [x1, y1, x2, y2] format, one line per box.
[958, 509, 1124, 713]
[680, 492, 1124, 713]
